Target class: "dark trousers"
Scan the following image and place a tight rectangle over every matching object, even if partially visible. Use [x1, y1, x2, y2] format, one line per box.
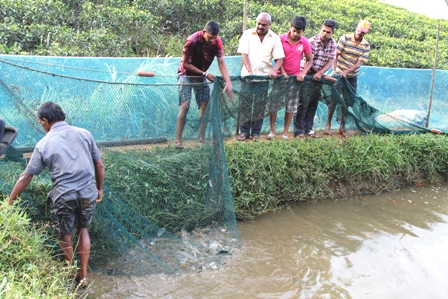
[294, 84, 321, 136]
[240, 119, 264, 137]
[238, 80, 269, 137]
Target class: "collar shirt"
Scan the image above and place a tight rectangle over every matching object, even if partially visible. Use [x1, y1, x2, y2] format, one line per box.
[25, 121, 102, 202]
[336, 33, 370, 77]
[178, 31, 224, 76]
[280, 33, 312, 75]
[237, 28, 285, 76]
[307, 34, 336, 72]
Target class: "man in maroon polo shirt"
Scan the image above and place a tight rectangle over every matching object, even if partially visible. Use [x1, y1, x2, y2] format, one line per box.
[176, 20, 233, 148]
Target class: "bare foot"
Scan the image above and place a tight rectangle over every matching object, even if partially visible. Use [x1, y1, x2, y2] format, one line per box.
[75, 277, 89, 288]
[339, 129, 350, 138]
[324, 128, 332, 135]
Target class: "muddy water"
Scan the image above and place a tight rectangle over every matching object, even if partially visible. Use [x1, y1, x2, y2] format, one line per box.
[88, 185, 448, 298]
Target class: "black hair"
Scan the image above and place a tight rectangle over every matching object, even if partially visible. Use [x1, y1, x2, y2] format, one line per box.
[204, 20, 220, 35]
[322, 19, 336, 32]
[38, 101, 66, 123]
[291, 16, 307, 31]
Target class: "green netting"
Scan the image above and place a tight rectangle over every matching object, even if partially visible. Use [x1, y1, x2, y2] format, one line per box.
[0, 55, 446, 276]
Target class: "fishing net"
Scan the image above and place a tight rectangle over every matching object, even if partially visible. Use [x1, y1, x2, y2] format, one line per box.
[0, 55, 446, 276]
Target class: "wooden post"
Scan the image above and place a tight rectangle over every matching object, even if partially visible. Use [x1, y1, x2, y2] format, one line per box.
[236, 0, 248, 136]
[426, 23, 440, 128]
[243, 0, 247, 32]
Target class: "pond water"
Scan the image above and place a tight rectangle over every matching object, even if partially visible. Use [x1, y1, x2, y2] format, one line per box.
[88, 184, 448, 298]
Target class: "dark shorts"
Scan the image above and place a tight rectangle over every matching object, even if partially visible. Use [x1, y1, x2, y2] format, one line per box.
[49, 184, 98, 236]
[178, 74, 210, 108]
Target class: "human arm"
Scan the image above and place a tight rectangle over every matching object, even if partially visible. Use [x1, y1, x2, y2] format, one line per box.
[313, 58, 333, 81]
[94, 159, 104, 203]
[340, 42, 369, 77]
[8, 172, 34, 205]
[217, 56, 233, 99]
[332, 52, 339, 73]
[340, 59, 364, 78]
[269, 58, 283, 79]
[297, 53, 313, 81]
[280, 66, 289, 78]
[241, 53, 253, 75]
[182, 55, 214, 81]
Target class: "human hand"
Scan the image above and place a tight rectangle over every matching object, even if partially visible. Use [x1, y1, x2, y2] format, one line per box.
[313, 72, 322, 81]
[7, 196, 15, 205]
[205, 73, 215, 82]
[268, 70, 277, 79]
[223, 83, 233, 99]
[296, 73, 305, 81]
[96, 189, 103, 204]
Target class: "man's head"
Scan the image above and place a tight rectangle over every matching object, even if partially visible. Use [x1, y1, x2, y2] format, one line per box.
[203, 20, 220, 44]
[355, 19, 370, 39]
[37, 101, 66, 132]
[289, 16, 307, 41]
[255, 12, 271, 36]
[319, 19, 336, 42]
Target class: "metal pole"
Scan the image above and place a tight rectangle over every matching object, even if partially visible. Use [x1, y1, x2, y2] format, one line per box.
[426, 23, 440, 128]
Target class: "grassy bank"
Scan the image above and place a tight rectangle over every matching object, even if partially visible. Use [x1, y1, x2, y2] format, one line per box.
[0, 201, 84, 298]
[226, 133, 448, 220]
[2, 132, 448, 295]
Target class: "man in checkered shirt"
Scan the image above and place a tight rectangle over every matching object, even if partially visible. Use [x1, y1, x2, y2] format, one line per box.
[293, 19, 337, 139]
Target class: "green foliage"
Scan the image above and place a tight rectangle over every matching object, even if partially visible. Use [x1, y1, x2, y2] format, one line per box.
[226, 133, 448, 220]
[1, 0, 447, 69]
[0, 201, 83, 298]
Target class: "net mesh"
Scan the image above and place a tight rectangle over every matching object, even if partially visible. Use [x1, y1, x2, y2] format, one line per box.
[0, 55, 446, 275]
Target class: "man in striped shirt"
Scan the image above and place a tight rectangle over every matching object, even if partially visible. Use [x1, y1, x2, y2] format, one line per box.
[325, 19, 371, 137]
[8, 101, 104, 287]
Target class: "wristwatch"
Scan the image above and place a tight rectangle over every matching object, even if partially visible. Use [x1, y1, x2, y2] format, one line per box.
[203, 72, 207, 77]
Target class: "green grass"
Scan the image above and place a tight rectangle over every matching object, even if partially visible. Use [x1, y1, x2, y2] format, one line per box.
[226, 133, 448, 219]
[0, 201, 86, 299]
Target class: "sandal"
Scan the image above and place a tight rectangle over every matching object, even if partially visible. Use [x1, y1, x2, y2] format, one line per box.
[295, 134, 306, 140]
[237, 134, 247, 141]
[253, 135, 260, 142]
[308, 131, 319, 138]
[281, 135, 289, 140]
[267, 133, 275, 139]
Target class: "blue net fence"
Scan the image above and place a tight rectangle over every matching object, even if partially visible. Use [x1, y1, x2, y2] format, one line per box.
[1, 55, 447, 276]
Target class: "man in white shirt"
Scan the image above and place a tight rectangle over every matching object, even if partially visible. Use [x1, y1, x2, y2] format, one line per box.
[236, 12, 285, 141]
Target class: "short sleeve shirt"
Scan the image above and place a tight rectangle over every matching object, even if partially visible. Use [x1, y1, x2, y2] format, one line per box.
[177, 31, 224, 76]
[307, 34, 336, 73]
[279, 33, 312, 75]
[237, 28, 285, 76]
[25, 121, 102, 201]
[335, 33, 370, 77]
